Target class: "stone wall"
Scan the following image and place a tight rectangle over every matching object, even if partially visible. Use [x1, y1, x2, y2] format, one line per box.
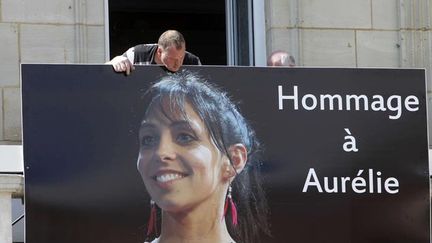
[0, 0, 106, 144]
[1, 0, 431, 144]
[265, 0, 431, 68]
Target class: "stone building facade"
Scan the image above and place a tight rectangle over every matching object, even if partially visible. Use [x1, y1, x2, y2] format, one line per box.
[0, 0, 106, 144]
[0, 0, 430, 145]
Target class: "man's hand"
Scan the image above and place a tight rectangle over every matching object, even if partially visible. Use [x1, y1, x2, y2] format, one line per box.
[107, 56, 135, 75]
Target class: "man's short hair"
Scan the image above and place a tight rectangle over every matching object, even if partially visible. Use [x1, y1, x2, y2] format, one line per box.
[158, 30, 186, 50]
[267, 51, 296, 67]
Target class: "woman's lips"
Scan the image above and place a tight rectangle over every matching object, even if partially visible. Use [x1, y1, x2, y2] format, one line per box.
[155, 172, 186, 183]
[152, 170, 188, 187]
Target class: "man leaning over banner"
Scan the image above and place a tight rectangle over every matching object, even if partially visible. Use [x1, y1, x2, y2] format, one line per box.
[107, 30, 201, 75]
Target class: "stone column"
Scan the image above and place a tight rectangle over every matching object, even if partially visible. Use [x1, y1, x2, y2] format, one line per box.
[0, 174, 23, 243]
[398, 0, 432, 143]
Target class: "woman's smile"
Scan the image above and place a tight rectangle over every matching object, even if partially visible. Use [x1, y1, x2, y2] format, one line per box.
[152, 170, 189, 188]
[155, 172, 186, 183]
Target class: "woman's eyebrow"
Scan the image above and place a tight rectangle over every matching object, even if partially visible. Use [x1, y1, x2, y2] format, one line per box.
[139, 122, 156, 131]
[170, 120, 202, 133]
[170, 120, 192, 129]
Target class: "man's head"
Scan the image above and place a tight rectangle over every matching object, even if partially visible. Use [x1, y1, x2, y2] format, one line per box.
[156, 30, 186, 72]
[267, 51, 296, 67]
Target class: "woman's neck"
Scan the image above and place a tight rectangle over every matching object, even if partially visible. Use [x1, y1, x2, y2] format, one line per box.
[157, 196, 235, 243]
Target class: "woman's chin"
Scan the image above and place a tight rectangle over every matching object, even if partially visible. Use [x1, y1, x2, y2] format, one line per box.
[156, 199, 186, 213]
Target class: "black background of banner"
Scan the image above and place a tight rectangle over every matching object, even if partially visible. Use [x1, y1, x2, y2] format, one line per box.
[22, 65, 429, 243]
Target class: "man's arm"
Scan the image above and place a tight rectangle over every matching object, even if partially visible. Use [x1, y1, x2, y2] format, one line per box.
[106, 47, 135, 75]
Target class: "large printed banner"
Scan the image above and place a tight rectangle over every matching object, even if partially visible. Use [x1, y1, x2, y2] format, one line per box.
[22, 64, 430, 243]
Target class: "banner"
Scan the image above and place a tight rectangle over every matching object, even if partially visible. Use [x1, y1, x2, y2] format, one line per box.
[22, 64, 430, 243]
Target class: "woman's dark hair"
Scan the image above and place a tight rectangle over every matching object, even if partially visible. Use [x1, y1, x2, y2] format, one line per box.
[141, 71, 270, 243]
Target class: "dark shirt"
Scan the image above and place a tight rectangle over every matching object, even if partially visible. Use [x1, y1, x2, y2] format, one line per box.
[123, 44, 201, 65]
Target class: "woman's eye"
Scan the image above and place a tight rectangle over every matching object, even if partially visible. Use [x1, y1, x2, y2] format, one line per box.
[141, 135, 157, 147]
[176, 133, 195, 144]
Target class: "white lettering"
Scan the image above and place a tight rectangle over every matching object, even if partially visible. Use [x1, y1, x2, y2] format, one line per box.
[384, 178, 399, 194]
[302, 168, 323, 192]
[302, 168, 400, 194]
[341, 177, 351, 193]
[377, 171, 382, 193]
[371, 95, 386, 111]
[352, 170, 367, 193]
[302, 94, 317, 110]
[320, 94, 343, 110]
[343, 128, 358, 152]
[324, 177, 338, 193]
[346, 95, 369, 111]
[387, 95, 402, 119]
[405, 95, 419, 112]
[277, 85, 420, 120]
[278, 85, 298, 110]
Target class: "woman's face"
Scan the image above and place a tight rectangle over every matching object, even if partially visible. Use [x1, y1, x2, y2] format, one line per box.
[137, 101, 230, 212]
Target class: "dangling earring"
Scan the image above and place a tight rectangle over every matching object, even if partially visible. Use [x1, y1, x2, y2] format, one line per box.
[223, 185, 238, 226]
[146, 200, 158, 237]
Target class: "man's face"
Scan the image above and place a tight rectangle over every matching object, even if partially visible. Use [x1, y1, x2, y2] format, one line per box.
[157, 45, 186, 72]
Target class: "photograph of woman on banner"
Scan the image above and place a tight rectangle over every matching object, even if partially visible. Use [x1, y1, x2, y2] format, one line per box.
[137, 72, 271, 243]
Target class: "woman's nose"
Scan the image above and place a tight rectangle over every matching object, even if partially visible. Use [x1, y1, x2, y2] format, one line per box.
[155, 135, 176, 162]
